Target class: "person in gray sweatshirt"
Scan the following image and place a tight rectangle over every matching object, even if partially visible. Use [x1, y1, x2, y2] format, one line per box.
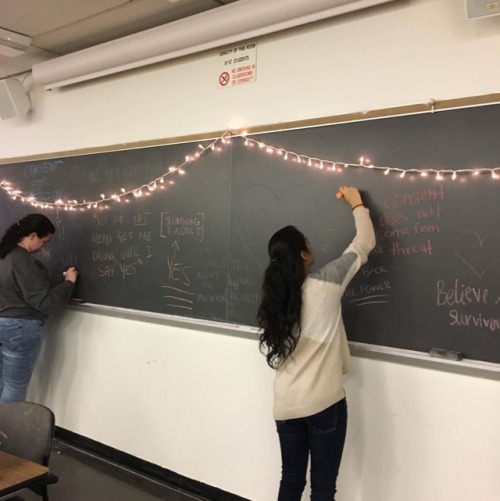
[0, 214, 78, 402]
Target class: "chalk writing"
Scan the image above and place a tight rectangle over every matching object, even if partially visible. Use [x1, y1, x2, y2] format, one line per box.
[23, 160, 64, 179]
[436, 279, 489, 307]
[53, 215, 66, 241]
[345, 266, 391, 306]
[87, 163, 160, 184]
[373, 184, 445, 257]
[161, 212, 205, 241]
[448, 311, 500, 331]
[227, 259, 260, 304]
[163, 240, 195, 310]
[383, 185, 444, 209]
[388, 239, 434, 256]
[60, 253, 78, 268]
[90, 210, 154, 280]
[454, 231, 500, 279]
[436, 279, 499, 332]
[37, 247, 51, 264]
[196, 293, 227, 304]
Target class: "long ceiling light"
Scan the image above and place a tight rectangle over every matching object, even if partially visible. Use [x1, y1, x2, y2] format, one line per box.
[32, 0, 396, 90]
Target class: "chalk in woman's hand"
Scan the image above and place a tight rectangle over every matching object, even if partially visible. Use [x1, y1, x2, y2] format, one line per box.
[63, 272, 67, 276]
[336, 192, 343, 199]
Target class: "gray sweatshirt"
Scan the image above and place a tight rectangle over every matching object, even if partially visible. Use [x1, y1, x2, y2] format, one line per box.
[0, 246, 74, 320]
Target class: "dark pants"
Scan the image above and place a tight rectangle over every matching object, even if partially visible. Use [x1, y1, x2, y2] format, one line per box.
[276, 398, 347, 501]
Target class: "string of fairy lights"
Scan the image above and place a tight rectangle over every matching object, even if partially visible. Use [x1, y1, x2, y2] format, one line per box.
[1, 129, 499, 211]
[0, 133, 229, 211]
[237, 131, 500, 181]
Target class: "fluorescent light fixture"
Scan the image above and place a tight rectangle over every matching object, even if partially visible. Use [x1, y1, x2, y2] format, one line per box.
[32, 0, 396, 90]
[0, 28, 31, 57]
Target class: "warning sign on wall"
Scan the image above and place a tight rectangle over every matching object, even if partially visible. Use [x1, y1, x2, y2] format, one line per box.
[217, 42, 257, 88]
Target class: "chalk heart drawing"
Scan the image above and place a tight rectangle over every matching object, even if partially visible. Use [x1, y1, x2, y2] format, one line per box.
[235, 184, 321, 269]
[455, 231, 500, 279]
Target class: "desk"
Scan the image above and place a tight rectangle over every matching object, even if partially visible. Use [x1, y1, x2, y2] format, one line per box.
[0, 450, 49, 496]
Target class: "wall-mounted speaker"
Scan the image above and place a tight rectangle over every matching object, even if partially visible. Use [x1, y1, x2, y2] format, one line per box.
[466, 0, 500, 19]
[0, 78, 31, 119]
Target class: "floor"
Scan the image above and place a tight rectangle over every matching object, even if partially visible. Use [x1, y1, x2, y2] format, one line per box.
[0, 440, 208, 501]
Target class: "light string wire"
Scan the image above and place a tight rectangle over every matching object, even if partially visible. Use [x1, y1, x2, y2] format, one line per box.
[230, 129, 500, 182]
[1, 129, 499, 210]
[0, 132, 232, 211]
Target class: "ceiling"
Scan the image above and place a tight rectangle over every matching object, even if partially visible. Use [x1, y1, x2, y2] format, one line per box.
[0, 0, 240, 79]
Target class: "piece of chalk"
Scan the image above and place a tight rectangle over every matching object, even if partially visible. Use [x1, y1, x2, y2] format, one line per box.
[63, 272, 67, 276]
[336, 192, 343, 199]
[429, 348, 464, 361]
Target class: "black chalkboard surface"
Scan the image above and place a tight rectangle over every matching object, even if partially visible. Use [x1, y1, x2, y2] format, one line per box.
[1, 104, 499, 364]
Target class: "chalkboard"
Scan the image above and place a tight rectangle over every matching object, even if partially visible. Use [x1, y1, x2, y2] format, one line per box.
[1, 104, 499, 364]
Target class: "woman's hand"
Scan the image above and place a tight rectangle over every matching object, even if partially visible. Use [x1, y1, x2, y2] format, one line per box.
[338, 186, 363, 209]
[64, 267, 79, 283]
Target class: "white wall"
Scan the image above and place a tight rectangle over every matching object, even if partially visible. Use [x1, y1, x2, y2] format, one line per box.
[1, 0, 500, 499]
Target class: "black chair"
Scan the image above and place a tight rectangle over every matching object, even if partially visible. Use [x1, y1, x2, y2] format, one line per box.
[0, 401, 59, 500]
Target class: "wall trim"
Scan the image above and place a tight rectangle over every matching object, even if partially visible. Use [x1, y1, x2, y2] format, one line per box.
[54, 427, 250, 501]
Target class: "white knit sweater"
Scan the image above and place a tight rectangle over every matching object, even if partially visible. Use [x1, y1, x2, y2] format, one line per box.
[273, 207, 375, 420]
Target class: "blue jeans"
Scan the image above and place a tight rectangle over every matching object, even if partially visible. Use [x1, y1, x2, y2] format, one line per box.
[0, 318, 45, 402]
[276, 398, 348, 501]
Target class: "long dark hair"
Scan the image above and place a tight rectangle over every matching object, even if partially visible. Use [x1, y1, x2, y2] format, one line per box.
[257, 225, 308, 369]
[0, 214, 55, 259]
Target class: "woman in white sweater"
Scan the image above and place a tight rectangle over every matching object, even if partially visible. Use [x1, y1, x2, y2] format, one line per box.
[257, 186, 375, 501]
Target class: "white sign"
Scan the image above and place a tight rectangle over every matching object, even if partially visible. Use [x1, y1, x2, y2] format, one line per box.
[217, 42, 257, 88]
